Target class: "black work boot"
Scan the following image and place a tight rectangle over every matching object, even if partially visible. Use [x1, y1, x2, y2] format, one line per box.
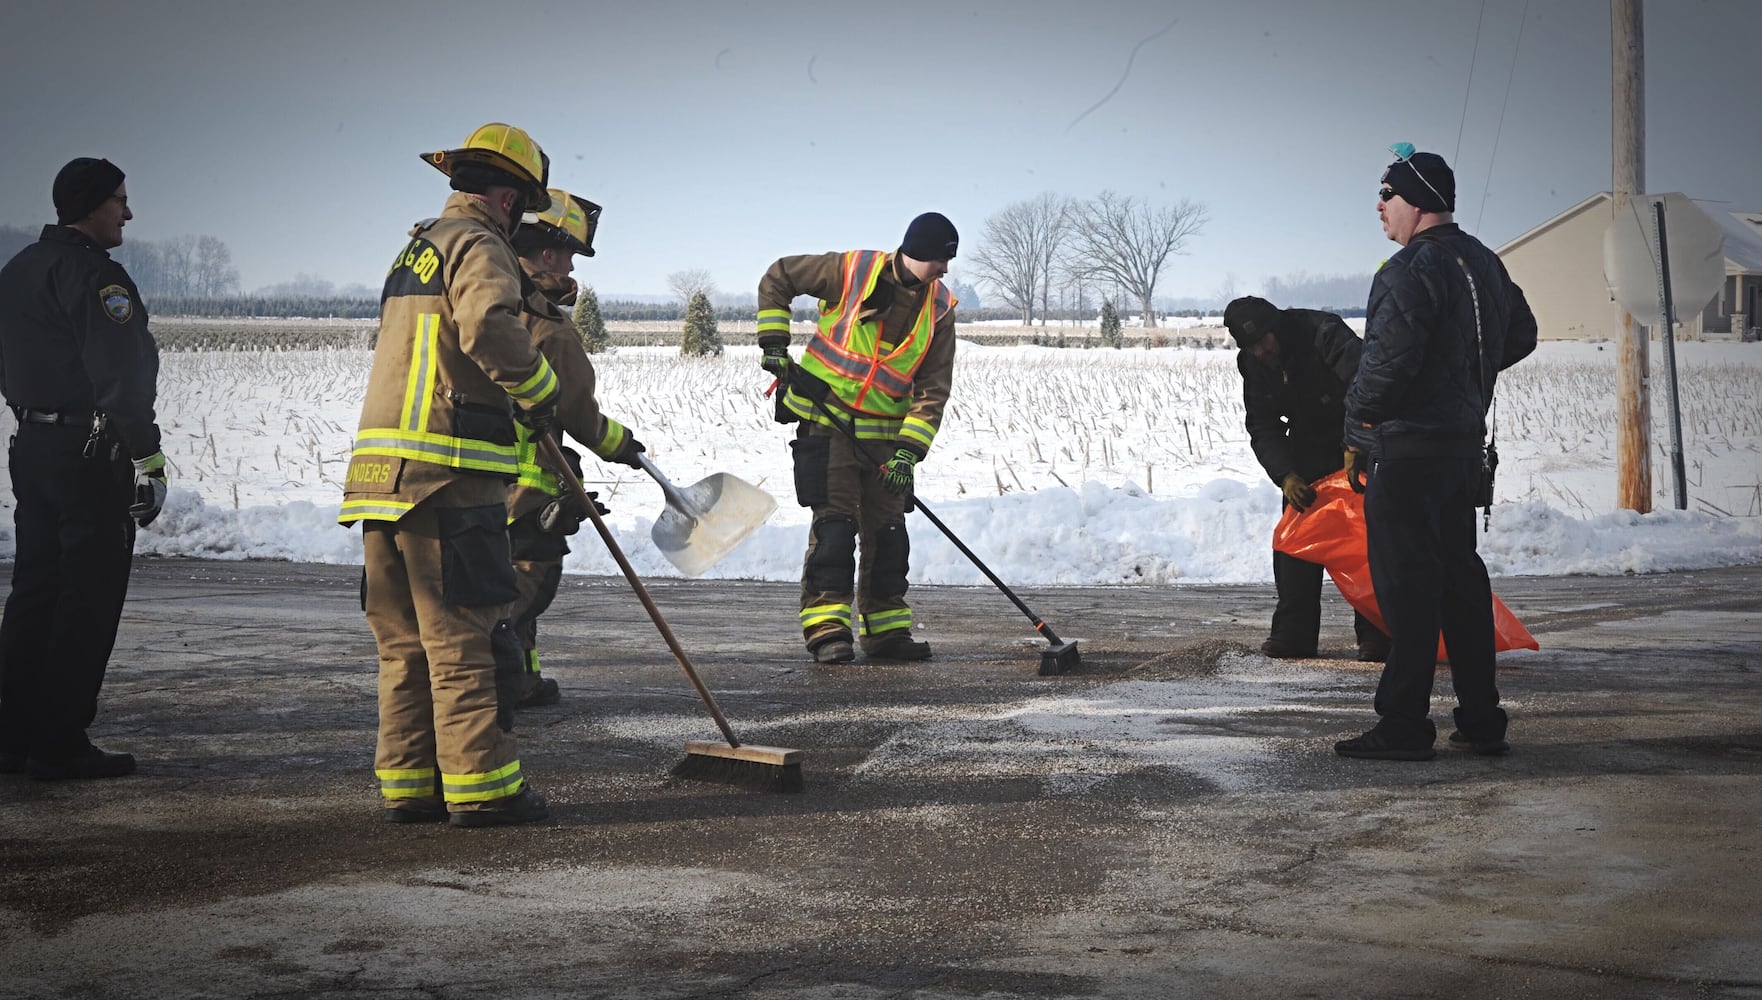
[808, 632, 856, 664]
[1334, 722, 1437, 761]
[1448, 706, 1511, 755]
[28, 746, 137, 780]
[517, 675, 560, 708]
[1355, 633, 1392, 663]
[385, 799, 448, 824]
[1260, 637, 1316, 660]
[864, 630, 932, 661]
[0, 749, 26, 775]
[449, 788, 550, 828]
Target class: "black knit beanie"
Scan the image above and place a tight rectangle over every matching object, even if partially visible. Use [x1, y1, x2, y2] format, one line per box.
[1223, 296, 1282, 349]
[900, 212, 959, 261]
[1382, 151, 1455, 213]
[53, 157, 126, 224]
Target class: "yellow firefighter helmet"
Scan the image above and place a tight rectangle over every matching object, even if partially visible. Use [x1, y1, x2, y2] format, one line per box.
[422, 122, 551, 213]
[524, 189, 603, 257]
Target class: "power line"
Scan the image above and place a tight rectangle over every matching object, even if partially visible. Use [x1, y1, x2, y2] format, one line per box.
[1454, 0, 1490, 165]
[1476, 0, 1533, 235]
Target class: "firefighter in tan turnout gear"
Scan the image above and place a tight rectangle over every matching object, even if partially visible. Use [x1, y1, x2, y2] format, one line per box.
[505, 188, 646, 707]
[339, 123, 560, 827]
[757, 212, 959, 664]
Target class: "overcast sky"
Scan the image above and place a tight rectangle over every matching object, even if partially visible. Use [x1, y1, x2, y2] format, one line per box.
[2, 0, 1757, 302]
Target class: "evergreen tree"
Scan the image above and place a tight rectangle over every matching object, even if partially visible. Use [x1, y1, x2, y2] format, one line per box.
[679, 289, 723, 357]
[573, 284, 609, 353]
[1099, 299, 1123, 349]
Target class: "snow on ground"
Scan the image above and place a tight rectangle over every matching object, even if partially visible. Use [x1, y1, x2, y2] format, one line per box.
[1, 339, 1756, 584]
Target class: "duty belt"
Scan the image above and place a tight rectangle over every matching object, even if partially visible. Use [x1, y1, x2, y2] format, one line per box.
[11, 407, 96, 426]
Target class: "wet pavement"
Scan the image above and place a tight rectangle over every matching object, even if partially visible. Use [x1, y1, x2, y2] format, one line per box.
[1, 558, 1759, 999]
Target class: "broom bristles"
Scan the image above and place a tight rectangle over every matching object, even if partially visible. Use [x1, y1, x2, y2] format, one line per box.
[671, 740, 805, 793]
[671, 752, 805, 793]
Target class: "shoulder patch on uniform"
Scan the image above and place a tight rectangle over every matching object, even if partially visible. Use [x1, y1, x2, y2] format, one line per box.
[100, 284, 134, 323]
[382, 236, 447, 301]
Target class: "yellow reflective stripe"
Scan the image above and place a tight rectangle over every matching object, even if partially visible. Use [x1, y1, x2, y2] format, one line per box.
[525, 649, 541, 674]
[442, 760, 525, 803]
[800, 603, 853, 630]
[403, 312, 439, 434]
[377, 766, 438, 799]
[756, 308, 792, 334]
[898, 417, 936, 453]
[860, 609, 913, 636]
[508, 357, 559, 404]
[513, 426, 560, 493]
[593, 418, 627, 460]
[340, 498, 416, 523]
[353, 429, 520, 474]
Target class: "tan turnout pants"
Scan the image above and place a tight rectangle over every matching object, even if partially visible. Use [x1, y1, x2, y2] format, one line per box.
[363, 498, 525, 814]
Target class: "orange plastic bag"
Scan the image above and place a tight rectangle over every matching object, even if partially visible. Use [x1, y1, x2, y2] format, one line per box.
[1272, 471, 1538, 658]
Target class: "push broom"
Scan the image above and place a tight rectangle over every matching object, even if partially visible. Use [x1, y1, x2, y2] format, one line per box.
[538, 435, 803, 792]
[778, 373, 1083, 676]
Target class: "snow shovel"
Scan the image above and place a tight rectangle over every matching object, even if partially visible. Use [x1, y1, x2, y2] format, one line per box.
[638, 453, 777, 577]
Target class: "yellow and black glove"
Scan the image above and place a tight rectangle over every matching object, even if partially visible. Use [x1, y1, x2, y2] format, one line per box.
[879, 448, 918, 496]
[759, 337, 791, 378]
[1279, 472, 1316, 512]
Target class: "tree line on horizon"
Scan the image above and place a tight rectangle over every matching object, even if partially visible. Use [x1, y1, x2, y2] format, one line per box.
[1, 223, 1370, 325]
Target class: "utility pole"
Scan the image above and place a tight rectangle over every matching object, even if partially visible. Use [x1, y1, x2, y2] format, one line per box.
[1612, 0, 1651, 512]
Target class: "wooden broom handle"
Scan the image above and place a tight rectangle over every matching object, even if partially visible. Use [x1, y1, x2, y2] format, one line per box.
[538, 434, 741, 748]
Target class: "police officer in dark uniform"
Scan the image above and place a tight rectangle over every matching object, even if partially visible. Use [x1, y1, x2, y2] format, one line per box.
[0, 157, 166, 780]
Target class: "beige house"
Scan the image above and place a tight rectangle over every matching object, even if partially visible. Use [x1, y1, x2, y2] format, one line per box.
[1496, 192, 1762, 341]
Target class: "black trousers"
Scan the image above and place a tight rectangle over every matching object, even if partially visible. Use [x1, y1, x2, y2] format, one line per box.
[0, 423, 137, 760]
[1270, 546, 1382, 651]
[1363, 453, 1501, 740]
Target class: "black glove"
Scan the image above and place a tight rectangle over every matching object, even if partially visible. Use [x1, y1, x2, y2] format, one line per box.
[516, 397, 560, 441]
[607, 433, 646, 470]
[130, 452, 168, 527]
[1345, 448, 1371, 494]
[759, 338, 791, 378]
[1280, 472, 1316, 512]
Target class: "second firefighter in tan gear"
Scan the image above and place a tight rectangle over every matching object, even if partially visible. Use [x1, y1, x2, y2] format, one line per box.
[505, 188, 645, 707]
[340, 123, 557, 827]
[756, 212, 959, 664]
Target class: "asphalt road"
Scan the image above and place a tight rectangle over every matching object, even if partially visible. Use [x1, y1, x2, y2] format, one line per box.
[1, 559, 1759, 999]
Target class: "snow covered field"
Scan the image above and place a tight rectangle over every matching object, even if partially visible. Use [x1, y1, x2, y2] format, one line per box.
[1, 337, 1756, 583]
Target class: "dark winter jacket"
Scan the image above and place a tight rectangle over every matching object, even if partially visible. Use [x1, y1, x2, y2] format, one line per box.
[0, 225, 161, 460]
[1240, 308, 1363, 484]
[1344, 223, 1537, 459]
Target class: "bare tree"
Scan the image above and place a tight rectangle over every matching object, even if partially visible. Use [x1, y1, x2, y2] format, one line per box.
[965, 193, 1071, 326]
[667, 268, 715, 304]
[160, 234, 198, 297]
[1069, 191, 1208, 328]
[193, 235, 240, 297]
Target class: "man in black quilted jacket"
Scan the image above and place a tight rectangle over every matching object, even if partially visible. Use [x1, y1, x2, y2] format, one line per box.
[1335, 147, 1537, 761]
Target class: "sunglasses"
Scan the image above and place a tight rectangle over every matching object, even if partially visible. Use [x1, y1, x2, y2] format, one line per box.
[1378, 187, 1398, 203]
[1385, 141, 1449, 211]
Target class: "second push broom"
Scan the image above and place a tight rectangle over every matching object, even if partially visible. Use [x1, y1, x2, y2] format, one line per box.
[539, 435, 803, 792]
